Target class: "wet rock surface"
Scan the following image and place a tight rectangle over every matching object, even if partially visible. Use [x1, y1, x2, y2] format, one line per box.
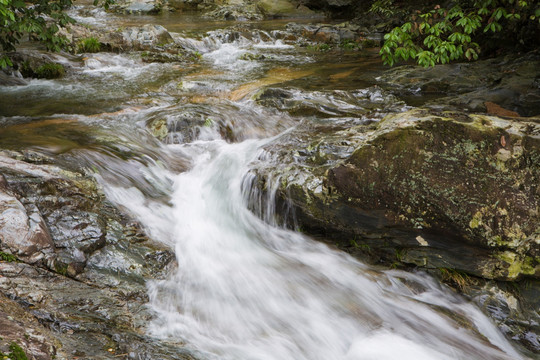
[172, 0, 324, 20]
[111, 0, 167, 14]
[0, 293, 60, 360]
[1, 1, 539, 356]
[0, 181, 54, 265]
[465, 278, 540, 354]
[378, 50, 540, 117]
[0, 151, 192, 359]
[250, 106, 540, 354]
[285, 21, 382, 48]
[0, 261, 192, 360]
[66, 23, 175, 52]
[254, 108, 540, 281]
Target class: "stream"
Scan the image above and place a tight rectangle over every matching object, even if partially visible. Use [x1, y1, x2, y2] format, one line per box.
[0, 4, 532, 360]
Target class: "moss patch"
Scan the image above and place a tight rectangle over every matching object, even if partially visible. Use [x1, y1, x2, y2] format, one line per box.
[0, 342, 28, 360]
[0, 252, 18, 262]
[78, 37, 101, 53]
[35, 63, 65, 79]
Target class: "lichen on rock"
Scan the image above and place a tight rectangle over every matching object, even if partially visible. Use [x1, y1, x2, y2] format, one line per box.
[253, 108, 540, 281]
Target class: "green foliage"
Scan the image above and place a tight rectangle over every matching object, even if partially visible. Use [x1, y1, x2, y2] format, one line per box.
[380, 0, 540, 67]
[339, 39, 360, 50]
[0, 0, 115, 68]
[0, 0, 75, 67]
[192, 50, 203, 60]
[203, 118, 213, 127]
[0, 342, 28, 360]
[35, 62, 65, 78]
[369, 0, 396, 17]
[78, 37, 101, 53]
[54, 261, 68, 276]
[350, 238, 371, 251]
[307, 43, 332, 52]
[93, 0, 115, 10]
[394, 248, 405, 262]
[0, 251, 17, 262]
[8, 343, 27, 360]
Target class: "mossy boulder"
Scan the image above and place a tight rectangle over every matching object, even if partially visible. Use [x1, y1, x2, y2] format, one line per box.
[34, 63, 65, 79]
[7, 51, 67, 79]
[256, 109, 540, 281]
[258, 0, 318, 18]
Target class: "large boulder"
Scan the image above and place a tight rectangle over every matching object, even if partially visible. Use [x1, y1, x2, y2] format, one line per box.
[250, 106, 540, 352]
[196, 0, 324, 20]
[296, 0, 362, 17]
[110, 0, 167, 13]
[298, 0, 355, 8]
[58, 23, 177, 53]
[330, 109, 539, 280]
[204, 3, 264, 20]
[258, 0, 318, 18]
[253, 109, 540, 281]
[121, 24, 174, 50]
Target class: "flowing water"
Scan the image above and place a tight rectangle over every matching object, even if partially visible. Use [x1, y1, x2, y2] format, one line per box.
[0, 5, 530, 360]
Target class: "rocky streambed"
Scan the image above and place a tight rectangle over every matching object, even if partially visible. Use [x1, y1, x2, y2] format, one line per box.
[1, 0, 539, 359]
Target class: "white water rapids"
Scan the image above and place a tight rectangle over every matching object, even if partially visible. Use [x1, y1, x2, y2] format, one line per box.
[103, 135, 523, 360]
[3, 8, 528, 357]
[87, 24, 528, 360]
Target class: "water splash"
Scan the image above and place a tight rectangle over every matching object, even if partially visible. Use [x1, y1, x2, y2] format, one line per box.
[14, 8, 524, 358]
[102, 135, 523, 360]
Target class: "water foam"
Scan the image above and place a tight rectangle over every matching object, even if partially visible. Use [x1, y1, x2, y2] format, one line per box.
[102, 136, 523, 360]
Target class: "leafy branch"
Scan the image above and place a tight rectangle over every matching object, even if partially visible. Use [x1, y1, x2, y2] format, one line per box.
[380, 0, 539, 67]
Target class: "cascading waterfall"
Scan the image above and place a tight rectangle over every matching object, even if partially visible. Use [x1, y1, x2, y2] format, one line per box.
[5, 6, 529, 357]
[102, 133, 524, 360]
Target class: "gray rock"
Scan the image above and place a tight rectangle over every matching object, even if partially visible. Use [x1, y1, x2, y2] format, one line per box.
[122, 24, 174, 50]
[456, 277, 540, 355]
[0, 184, 55, 264]
[299, 0, 355, 8]
[378, 50, 540, 117]
[0, 262, 195, 360]
[60, 23, 177, 53]
[168, 0, 204, 10]
[0, 71, 27, 86]
[205, 4, 264, 21]
[111, 0, 166, 14]
[0, 148, 194, 358]
[0, 293, 60, 360]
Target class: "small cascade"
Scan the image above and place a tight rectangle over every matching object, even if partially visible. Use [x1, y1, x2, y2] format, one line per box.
[1, 5, 533, 359]
[102, 134, 523, 360]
